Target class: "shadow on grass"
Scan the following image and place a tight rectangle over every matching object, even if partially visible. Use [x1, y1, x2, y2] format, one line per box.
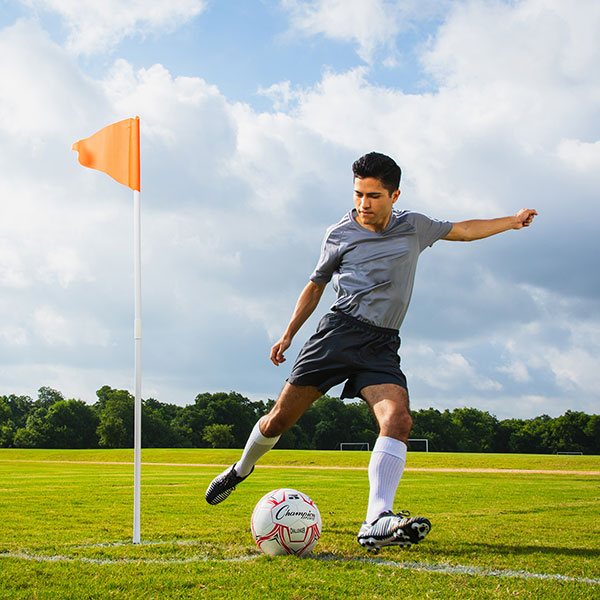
[442, 542, 600, 559]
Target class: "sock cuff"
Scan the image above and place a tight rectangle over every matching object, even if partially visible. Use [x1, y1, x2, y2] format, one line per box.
[255, 417, 281, 445]
[372, 435, 407, 459]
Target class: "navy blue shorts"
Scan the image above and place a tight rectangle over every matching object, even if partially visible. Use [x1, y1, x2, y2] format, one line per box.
[287, 311, 407, 399]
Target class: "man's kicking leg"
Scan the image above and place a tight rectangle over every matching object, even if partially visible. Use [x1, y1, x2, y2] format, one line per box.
[205, 383, 321, 505]
[357, 384, 431, 552]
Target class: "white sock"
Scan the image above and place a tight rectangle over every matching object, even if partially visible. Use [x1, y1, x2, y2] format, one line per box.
[234, 418, 280, 477]
[365, 436, 407, 524]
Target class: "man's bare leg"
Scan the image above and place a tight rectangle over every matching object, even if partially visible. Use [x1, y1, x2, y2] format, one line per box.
[260, 382, 322, 437]
[235, 382, 321, 476]
[357, 383, 430, 551]
[361, 384, 411, 522]
[206, 383, 321, 504]
[362, 383, 412, 442]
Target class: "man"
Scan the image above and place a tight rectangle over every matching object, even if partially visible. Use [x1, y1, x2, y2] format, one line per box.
[206, 152, 537, 553]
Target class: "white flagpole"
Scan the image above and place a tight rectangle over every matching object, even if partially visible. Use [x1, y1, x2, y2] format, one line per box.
[133, 188, 142, 544]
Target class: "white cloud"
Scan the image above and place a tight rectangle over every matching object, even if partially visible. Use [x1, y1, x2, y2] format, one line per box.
[556, 139, 600, 174]
[257, 81, 303, 112]
[0, 326, 28, 347]
[34, 306, 110, 347]
[38, 247, 93, 288]
[281, 0, 451, 65]
[0, 20, 103, 138]
[406, 343, 503, 394]
[21, 0, 207, 54]
[282, 0, 399, 64]
[497, 361, 531, 384]
[0, 242, 30, 289]
[423, 0, 600, 88]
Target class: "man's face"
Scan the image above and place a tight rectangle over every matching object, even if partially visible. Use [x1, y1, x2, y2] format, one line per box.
[353, 176, 400, 232]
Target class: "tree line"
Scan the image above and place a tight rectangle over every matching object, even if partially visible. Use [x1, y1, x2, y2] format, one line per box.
[0, 386, 598, 454]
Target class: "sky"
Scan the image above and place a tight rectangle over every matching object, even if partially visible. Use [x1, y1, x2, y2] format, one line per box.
[0, 0, 599, 419]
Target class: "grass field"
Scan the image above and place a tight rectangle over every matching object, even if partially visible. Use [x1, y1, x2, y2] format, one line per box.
[0, 449, 599, 599]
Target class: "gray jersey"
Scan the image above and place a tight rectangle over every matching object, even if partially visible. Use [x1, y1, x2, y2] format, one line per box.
[310, 209, 452, 330]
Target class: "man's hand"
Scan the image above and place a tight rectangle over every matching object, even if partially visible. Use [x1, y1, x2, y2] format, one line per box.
[268, 281, 326, 367]
[270, 336, 292, 366]
[514, 208, 538, 229]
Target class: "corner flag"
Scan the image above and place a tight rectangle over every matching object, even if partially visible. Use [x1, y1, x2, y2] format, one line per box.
[73, 116, 143, 545]
[72, 117, 140, 191]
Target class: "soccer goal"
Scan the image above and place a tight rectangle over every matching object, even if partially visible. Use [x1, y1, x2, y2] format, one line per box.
[407, 438, 429, 452]
[556, 451, 583, 455]
[339, 442, 370, 451]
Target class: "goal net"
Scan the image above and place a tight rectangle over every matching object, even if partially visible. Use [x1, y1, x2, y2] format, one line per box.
[407, 438, 429, 452]
[339, 442, 370, 451]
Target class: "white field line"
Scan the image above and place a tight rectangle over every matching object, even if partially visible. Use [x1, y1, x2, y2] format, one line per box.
[317, 554, 600, 585]
[0, 544, 599, 585]
[0, 549, 255, 566]
[0, 459, 598, 475]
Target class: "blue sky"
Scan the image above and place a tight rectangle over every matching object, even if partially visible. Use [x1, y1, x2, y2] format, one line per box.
[10, 0, 441, 103]
[0, 0, 599, 419]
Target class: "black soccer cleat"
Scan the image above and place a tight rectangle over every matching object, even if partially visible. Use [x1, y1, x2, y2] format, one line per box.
[357, 510, 431, 554]
[205, 463, 254, 505]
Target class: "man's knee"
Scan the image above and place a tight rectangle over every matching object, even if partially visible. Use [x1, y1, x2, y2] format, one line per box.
[398, 410, 413, 436]
[378, 407, 412, 437]
[259, 383, 321, 438]
[260, 410, 291, 438]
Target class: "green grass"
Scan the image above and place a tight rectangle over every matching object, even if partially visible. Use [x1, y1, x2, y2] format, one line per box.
[0, 449, 599, 599]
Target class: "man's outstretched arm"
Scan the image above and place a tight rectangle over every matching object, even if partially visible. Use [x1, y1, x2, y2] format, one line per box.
[270, 281, 327, 366]
[444, 208, 538, 242]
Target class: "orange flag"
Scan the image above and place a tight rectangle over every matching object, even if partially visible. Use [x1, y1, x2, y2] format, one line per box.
[72, 117, 140, 191]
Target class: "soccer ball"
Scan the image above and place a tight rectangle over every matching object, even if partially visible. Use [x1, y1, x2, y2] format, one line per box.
[251, 488, 321, 556]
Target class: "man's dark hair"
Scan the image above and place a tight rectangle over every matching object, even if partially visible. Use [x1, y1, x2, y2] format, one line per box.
[352, 152, 401, 194]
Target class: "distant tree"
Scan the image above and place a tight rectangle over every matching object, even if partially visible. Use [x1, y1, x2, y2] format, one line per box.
[13, 427, 42, 448]
[494, 418, 526, 453]
[44, 399, 99, 449]
[144, 397, 183, 425]
[96, 388, 134, 448]
[313, 418, 340, 450]
[311, 396, 347, 450]
[2, 394, 34, 429]
[584, 415, 600, 454]
[344, 402, 378, 448]
[202, 423, 235, 448]
[37, 386, 64, 408]
[143, 398, 186, 448]
[277, 423, 313, 450]
[308, 396, 377, 450]
[411, 408, 460, 452]
[94, 385, 118, 414]
[172, 404, 210, 448]
[173, 392, 265, 448]
[0, 398, 10, 426]
[550, 411, 591, 454]
[0, 423, 15, 447]
[507, 414, 552, 453]
[95, 387, 187, 448]
[97, 414, 128, 449]
[1, 382, 597, 454]
[0, 398, 15, 447]
[451, 407, 498, 452]
[13, 407, 49, 448]
[289, 401, 319, 448]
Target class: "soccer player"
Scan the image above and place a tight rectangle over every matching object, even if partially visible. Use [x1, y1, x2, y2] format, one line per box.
[206, 152, 537, 553]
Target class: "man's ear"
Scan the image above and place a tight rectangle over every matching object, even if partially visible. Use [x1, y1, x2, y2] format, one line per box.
[391, 189, 401, 203]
